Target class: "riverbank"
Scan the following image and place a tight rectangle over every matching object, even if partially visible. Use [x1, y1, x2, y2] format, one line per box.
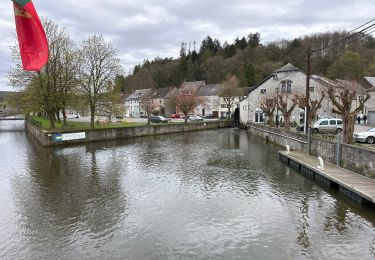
[247, 122, 375, 179]
[26, 118, 232, 146]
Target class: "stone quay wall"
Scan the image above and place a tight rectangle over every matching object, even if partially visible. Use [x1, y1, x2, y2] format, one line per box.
[25, 119, 232, 147]
[247, 123, 375, 179]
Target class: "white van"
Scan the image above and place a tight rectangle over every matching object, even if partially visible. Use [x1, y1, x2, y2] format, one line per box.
[313, 118, 343, 134]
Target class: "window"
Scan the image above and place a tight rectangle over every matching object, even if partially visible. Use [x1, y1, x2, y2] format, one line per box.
[281, 82, 286, 93]
[287, 81, 292, 93]
[329, 120, 336, 125]
[320, 120, 328, 126]
[281, 80, 292, 93]
[337, 120, 342, 125]
[261, 89, 266, 94]
[309, 87, 315, 92]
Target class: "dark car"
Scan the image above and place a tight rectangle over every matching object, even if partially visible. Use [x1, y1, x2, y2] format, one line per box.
[296, 124, 304, 132]
[150, 116, 170, 123]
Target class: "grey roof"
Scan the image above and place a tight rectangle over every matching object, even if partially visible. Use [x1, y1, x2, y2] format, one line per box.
[365, 77, 375, 85]
[180, 81, 206, 94]
[126, 88, 153, 100]
[364, 77, 375, 88]
[152, 87, 174, 99]
[274, 63, 300, 73]
[336, 79, 367, 94]
[240, 87, 253, 96]
[197, 84, 224, 96]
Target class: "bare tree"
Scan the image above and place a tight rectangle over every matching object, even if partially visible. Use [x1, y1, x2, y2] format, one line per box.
[77, 35, 123, 128]
[304, 92, 325, 127]
[220, 75, 242, 119]
[260, 97, 276, 127]
[139, 94, 156, 125]
[327, 81, 370, 143]
[277, 94, 299, 130]
[175, 89, 204, 124]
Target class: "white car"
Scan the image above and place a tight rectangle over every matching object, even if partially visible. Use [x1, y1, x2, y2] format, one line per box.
[354, 128, 375, 144]
[313, 118, 343, 134]
[188, 115, 203, 122]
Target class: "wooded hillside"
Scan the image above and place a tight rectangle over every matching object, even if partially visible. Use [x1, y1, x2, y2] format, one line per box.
[120, 32, 375, 92]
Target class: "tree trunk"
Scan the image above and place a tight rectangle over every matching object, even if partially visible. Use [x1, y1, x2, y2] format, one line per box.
[56, 111, 61, 124]
[269, 117, 275, 127]
[344, 114, 355, 144]
[90, 107, 95, 129]
[184, 113, 188, 124]
[62, 107, 67, 126]
[147, 115, 150, 125]
[48, 111, 55, 129]
[284, 115, 290, 130]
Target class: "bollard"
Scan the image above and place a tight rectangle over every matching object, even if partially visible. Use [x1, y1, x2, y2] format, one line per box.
[286, 145, 290, 155]
[336, 133, 342, 166]
[317, 157, 324, 171]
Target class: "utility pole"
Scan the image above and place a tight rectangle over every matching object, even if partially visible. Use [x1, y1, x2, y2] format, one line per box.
[305, 51, 311, 134]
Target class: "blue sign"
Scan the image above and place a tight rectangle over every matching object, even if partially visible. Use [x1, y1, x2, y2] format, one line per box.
[52, 134, 63, 142]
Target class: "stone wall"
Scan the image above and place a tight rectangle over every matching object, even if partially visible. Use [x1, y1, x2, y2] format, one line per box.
[26, 120, 232, 147]
[248, 123, 375, 179]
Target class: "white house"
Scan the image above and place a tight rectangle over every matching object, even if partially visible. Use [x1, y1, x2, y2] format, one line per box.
[240, 63, 331, 125]
[124, 89, 154, 117]
[195, 84, 224, 118]
[220, 87, 250, 119]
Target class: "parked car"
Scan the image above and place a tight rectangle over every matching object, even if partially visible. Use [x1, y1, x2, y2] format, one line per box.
[188, 115, 203, 122]
[354, 128, 375, 144]
[203, 114, 214, 119]
[296, 124, 304, 132]
[313, 118, 343, 134]
[170, 114, 180, 119]
[150, 115, 170, 123]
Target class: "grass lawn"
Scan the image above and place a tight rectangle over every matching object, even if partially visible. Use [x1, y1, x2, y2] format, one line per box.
[31, 116, 146, 131]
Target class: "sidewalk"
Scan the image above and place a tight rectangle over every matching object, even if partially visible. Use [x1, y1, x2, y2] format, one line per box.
[280, 151, 375, 204]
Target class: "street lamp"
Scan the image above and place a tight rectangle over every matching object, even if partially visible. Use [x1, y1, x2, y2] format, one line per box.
[275, 87, 279, 128]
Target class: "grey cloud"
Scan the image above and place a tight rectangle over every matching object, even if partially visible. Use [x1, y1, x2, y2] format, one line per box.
[0, 0, 374, 90]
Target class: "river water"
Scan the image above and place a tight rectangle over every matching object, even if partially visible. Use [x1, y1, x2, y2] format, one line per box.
[0, 121, 375, 260]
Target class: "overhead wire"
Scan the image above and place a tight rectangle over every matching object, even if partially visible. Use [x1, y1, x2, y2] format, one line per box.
[311, 19, 375, 54]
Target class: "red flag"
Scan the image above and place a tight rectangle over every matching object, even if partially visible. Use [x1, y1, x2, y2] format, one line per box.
[13, 0, 48, 71]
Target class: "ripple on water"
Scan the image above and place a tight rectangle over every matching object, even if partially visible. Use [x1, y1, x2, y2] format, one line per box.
[0, 128, 375, 260]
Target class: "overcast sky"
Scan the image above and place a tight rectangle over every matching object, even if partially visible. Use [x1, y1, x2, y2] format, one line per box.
[1, 0, 374, 91]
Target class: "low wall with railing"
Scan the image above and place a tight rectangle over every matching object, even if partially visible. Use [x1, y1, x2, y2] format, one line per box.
[247, 123, 375, 179]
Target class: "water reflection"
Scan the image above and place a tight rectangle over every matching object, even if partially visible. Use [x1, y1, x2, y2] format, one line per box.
[0, 122, 375, 260]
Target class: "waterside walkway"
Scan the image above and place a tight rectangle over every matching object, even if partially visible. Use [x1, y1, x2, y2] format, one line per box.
[279, 151, 375, 204]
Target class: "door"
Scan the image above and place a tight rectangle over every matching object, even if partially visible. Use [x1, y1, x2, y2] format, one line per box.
[328, 119, 337, 132]
[319, 120, 329, 132]
[255, 112, 263, 123]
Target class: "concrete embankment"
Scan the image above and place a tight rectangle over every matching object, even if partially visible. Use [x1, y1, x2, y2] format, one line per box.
[247, 123, 375, 179]
[280, 151, 375, 205]
[25, 119, 232, 147]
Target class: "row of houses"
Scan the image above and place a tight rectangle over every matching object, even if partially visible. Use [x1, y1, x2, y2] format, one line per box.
[239, 63, 375, 125]
[123, 81, 249, 118]
[118, 63, 374, 124]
